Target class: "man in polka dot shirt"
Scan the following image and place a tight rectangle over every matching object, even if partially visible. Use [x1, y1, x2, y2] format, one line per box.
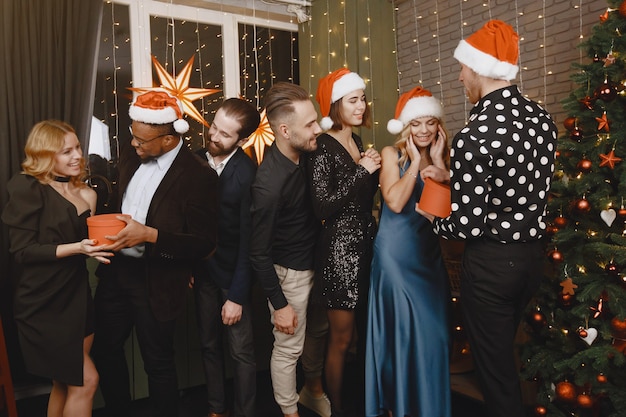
[418, 20, 557, 417]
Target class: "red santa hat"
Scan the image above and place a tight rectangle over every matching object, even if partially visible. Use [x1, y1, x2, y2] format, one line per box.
[387, 86, 443, 135]
[453, 19, 519, 81]
[316, 68, 366, 131]
[129, 90, 190, 134]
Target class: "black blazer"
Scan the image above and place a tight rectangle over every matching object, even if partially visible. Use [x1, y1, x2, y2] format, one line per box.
[195, 147, 256, 305]
[98, 141, 219, 321]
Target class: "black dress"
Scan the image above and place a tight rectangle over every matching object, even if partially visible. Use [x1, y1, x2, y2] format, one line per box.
[308, 133, 379, 309]
[2, 174, 93, 386]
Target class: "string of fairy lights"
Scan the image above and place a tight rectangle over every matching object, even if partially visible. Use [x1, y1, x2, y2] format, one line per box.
[100, 0, 595, 164]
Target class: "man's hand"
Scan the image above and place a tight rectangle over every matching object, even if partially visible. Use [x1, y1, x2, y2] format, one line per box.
[273, 304, 298, 335]
[103, 215, 158, 251]
[222, 300, 243, 326]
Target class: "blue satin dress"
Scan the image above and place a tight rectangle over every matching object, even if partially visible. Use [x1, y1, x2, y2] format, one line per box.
[365, 164, 451, 417]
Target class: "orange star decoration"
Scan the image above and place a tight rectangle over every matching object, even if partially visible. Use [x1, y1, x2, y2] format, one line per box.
[129, 55, 220, 127]
[596, 111, 610, 132]
[560, 277, 578, 295]
[599, 149, 622, 169]
[243, 109, 275, 165]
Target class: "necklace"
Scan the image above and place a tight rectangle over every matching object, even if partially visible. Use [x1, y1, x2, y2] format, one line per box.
[53, 176, 70, 183]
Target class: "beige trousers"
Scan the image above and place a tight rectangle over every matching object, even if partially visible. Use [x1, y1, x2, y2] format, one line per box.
[268, 265, 315, 414]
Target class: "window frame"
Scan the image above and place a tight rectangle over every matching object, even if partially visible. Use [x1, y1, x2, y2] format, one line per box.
[111, 0, 298, 99]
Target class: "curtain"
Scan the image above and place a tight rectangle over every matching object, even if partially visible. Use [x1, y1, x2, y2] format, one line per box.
[0, 0, 103, 382]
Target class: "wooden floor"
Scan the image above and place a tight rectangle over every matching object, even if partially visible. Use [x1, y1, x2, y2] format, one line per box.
[8, 369, 488, 417]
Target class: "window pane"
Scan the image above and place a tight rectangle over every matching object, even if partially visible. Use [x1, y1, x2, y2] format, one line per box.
[150, 16, 224, 150]
[239, 23, 299, 108]
[92, 2, 132, 212]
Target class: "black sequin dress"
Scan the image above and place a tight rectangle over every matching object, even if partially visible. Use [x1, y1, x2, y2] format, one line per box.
[308, 133, 379, 310]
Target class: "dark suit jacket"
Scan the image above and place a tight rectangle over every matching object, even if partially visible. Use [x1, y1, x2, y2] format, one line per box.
[99, 141, 219, 321]
[194, 147, 256, 305]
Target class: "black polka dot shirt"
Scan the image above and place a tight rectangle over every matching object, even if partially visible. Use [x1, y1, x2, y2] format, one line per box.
[434, 85, 557, 243]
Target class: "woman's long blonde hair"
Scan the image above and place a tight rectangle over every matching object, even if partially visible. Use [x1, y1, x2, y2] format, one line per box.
[394, 119, 450, 171]
[21, 120, 87, 187]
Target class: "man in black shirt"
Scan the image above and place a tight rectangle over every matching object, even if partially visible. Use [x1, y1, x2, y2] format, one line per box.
[418, 20, 557, 417]
[249, 82, 324, 417]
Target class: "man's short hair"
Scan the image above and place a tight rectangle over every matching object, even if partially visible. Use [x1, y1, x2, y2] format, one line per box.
[263, 82, 310, 130]
[219, 98, 261, 139]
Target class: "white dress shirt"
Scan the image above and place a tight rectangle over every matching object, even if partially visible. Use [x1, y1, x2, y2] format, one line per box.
[121, 139, 183, 257]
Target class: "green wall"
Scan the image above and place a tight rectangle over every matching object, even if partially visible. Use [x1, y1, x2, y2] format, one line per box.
[299, 0, 398, 151]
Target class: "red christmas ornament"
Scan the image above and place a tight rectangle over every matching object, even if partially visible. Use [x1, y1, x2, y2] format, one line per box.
[545, 225, 558, 236]
[611, 316, 626, 338]
[577, 158, 593, 172]
[578, 328, 588, 338]
[620, 0, 626, 17]
[612, 338, 626, 354]
[559, 292, 573, 307]
[595, 80, 617, 101]
[554, 215, 568, 228]
[618, 206, 626, 217]
[597, 373, 607, 383]
[577, 393, 593, 408]
[569, 127, 583, 141]
[563, 117, 577, 131]
[555, 381, 576, 403]
[533, 405, 547, 416]
[548, 249, 564, 263]
[574, 197, 591, 213]
[599, 149, 622, 169]
[606, 261, 621, 276]
[527, 310, 547, 332]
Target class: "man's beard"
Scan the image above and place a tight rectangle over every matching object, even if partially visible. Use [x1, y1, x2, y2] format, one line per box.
[208, 141, 237, 158]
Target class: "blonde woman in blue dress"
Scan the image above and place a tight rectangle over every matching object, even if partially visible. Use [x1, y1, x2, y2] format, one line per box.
[365, 87, 451, 417]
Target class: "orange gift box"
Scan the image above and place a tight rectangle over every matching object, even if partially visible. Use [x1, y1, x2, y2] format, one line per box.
[419, 178, 451, 218]
[86, 213, 125, 244]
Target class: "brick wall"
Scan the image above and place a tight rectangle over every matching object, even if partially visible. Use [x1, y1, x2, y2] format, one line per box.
[394, 0, 607, 136]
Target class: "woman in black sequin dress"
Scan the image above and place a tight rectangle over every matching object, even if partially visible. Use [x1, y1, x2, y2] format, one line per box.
[309, 68, 381, 416]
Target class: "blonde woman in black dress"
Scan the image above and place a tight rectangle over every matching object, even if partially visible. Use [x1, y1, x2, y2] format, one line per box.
[309, 68, 381, 417]
[2, 120, 112, 416]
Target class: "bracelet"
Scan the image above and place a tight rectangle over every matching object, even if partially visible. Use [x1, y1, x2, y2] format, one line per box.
[406, 171, 418, 179]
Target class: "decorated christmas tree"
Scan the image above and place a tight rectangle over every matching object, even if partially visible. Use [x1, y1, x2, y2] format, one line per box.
[520, 1, 626, 416]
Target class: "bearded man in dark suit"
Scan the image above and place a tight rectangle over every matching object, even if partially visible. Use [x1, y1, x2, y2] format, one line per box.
[192, 98, 260, 417]
[92, 90, 219, 417]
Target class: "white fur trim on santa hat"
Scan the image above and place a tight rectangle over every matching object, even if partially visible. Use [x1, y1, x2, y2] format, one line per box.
[454, 39, 519, 81]
[129, 105, 179, 126]
[320, 116, 334, 131]
[129, 94, 190, 134]
[331, 72, 366, 103]
[387, 96, 443, 135]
